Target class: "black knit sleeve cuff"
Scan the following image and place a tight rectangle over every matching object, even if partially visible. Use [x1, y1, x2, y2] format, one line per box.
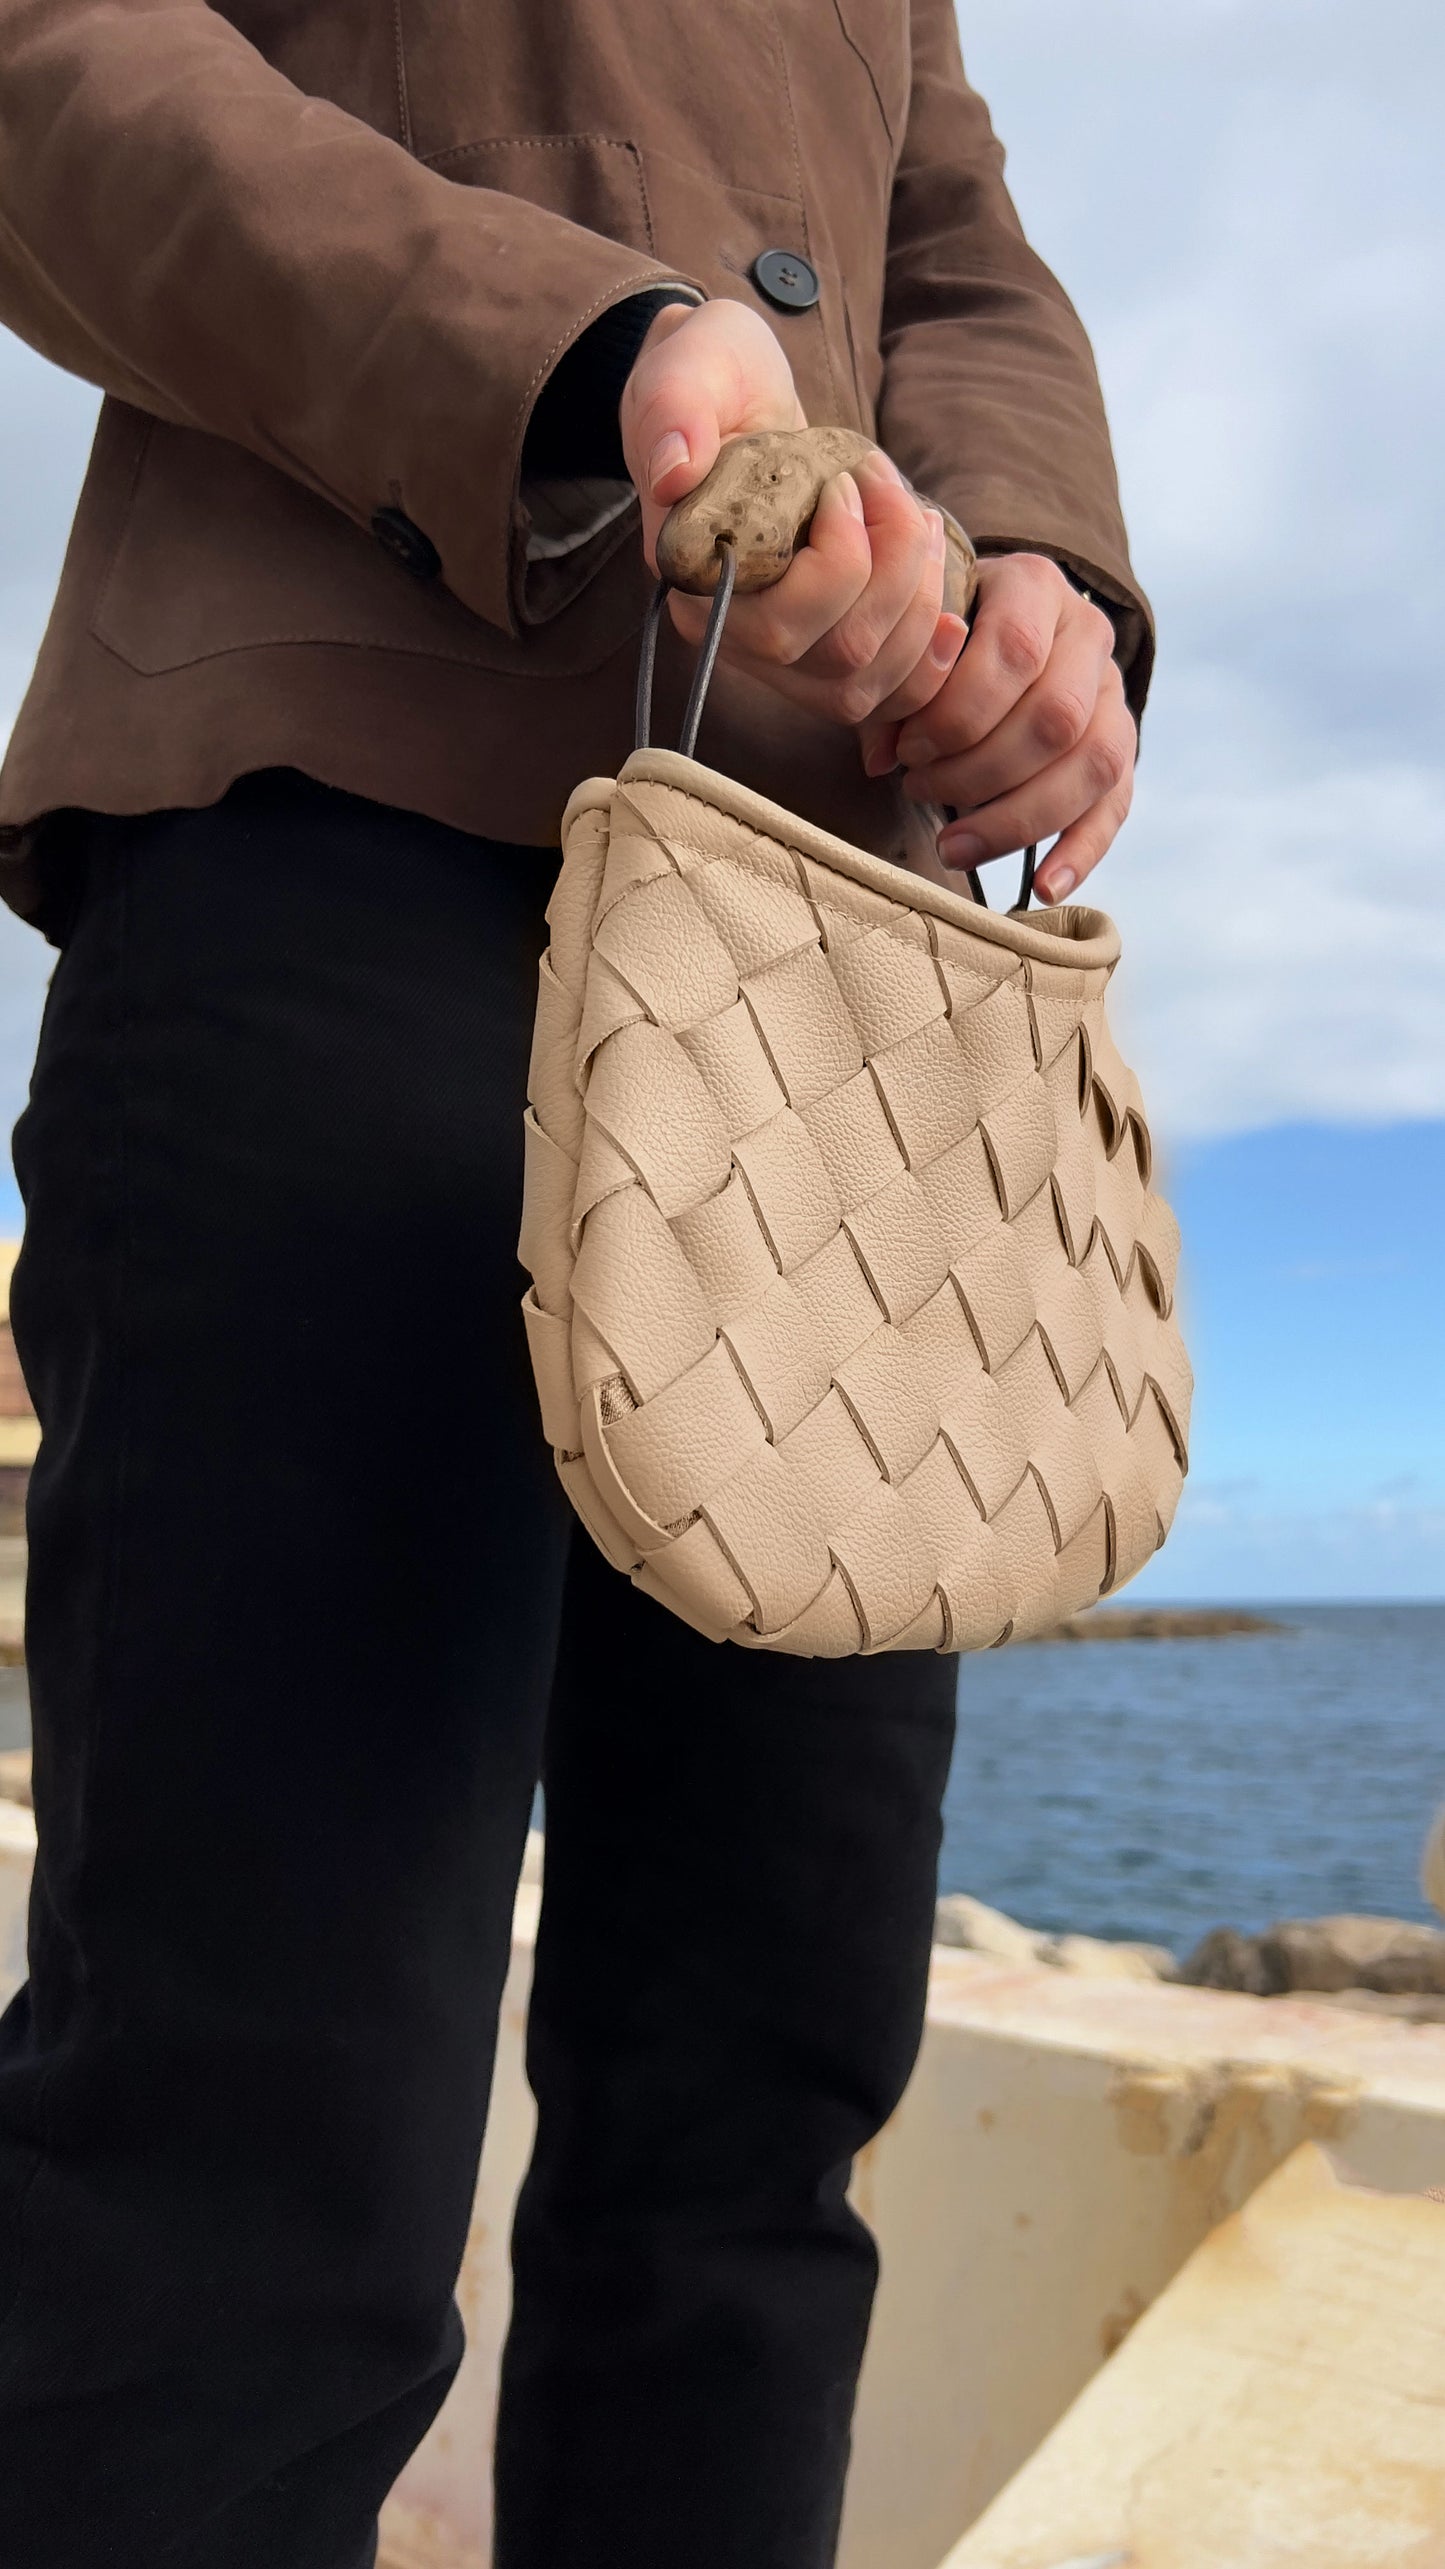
[523, 287, 702, 482]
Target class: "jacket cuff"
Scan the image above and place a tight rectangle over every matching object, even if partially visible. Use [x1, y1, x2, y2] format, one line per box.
[378, 255, 708, 641]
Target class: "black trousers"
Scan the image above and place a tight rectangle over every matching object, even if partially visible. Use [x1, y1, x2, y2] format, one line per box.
[0, 770, 957, 2569]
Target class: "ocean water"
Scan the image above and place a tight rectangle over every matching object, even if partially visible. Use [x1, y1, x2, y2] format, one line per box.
[943, 1604, 1445, 1963]
[3, 1608, 1441, 1970]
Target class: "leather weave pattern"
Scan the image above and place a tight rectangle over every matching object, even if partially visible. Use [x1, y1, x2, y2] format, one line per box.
[520, 749, 1190, 1655]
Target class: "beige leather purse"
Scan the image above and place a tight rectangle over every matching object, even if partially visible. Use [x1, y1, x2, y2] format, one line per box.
[519, 436, 1190, 1655]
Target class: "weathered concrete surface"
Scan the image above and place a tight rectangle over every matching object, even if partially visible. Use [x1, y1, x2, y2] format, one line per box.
[0, 1538, 25, 1653]
[837, 1949, 1445, 2569]
[0, 1800, 33, 1992]
[938, 2139, 1445, 2568]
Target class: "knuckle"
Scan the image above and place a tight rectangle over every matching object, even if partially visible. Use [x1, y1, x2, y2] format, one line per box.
[746, 603, 799, 666]
[835, 673, 882, 726]
[1032, 687, 1090, 759]
[1083, 733, 1128, 798]
[993, 616, 1048, 683]
[1028, 552, 1069, 597]
[833, 618, 882, 676]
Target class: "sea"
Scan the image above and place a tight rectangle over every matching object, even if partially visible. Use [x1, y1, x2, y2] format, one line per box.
[944, 1603, 1445, 1964]
[2, 1604, 1441, 1972]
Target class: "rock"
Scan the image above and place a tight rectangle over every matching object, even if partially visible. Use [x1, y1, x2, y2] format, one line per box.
[933, 1897, 1177, 1981]
[1176, 1925, 1275, 1994]
[0, 1748, 30, 1809]
[1047, 1933, 1178, 1982]
[1424, 1804, 1445, 1921]
[933, 1893, 1051, 1966]
[1263, 1915, 1445, 1996]
[1037, 1607, 1287, 1642]
[1179, 1913, 1445, 1998]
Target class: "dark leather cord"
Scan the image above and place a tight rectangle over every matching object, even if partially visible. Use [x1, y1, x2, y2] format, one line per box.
[639, 544, 1037, 911]
[635, 541, 738, 755]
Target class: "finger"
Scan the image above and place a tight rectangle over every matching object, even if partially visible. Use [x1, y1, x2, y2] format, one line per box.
[1033, 776, 1134, 903]
[896, 554, 1069, 767]
[781, 459, 933, 694]
[899, 614, 1120, 812]
[669, 469, 875, 668]
[779, 499, 947, 730]
[934, 709, 1134, 875]
[744, 502, 944, 732]
[858, 608, 969, 774]
[701, 466, 937, 720]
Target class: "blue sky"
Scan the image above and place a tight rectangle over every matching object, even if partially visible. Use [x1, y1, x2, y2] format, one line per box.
[1134, 1123, 1443, 1599]
[0, 0, 1441, 1596]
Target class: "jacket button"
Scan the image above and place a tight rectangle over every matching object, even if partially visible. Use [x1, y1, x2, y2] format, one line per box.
[370, 505, 441, 582]
[751, 248, 821, 312]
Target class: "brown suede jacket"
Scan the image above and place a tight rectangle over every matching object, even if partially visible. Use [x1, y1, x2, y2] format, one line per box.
[0, 0, 1152, 928]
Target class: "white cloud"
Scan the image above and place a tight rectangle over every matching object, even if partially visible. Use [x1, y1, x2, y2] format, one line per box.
[1111, 752, 1445, 1138]
[960, 0, 1445, 1142]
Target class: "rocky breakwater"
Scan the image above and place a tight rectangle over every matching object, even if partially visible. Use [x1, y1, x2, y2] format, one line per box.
[1035, 1605, 1287, 1641]
[936, 1825, 1445, 2025]
[934, 1892, 1181, 1983]
[1179, 1913, 1445, 2023]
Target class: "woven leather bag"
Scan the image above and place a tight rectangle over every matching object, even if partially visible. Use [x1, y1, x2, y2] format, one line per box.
[519, 443, 1190, 1655]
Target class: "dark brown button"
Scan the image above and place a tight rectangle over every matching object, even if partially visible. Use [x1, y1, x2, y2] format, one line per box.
[370, 506, 441, 582]
[751, 248, 820, 313]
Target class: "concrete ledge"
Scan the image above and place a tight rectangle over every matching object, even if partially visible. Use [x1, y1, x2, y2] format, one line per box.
[939, 2139, 1445, 2567]
[840, 1946, 1445, 2569]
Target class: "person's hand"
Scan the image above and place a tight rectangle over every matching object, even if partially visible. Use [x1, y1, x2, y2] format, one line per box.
[858, 554, 1137, 904]
[620, 299, 944, 727]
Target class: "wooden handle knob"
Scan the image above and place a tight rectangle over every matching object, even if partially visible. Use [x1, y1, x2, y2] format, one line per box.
[655, 426, 977, 620]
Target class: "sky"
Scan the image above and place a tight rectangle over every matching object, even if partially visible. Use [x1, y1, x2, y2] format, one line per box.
[0, 0, 1441, 1596]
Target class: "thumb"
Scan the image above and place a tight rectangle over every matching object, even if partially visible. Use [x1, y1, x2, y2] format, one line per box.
[627, 364, 726, 512]
[621, 300, 805, 560]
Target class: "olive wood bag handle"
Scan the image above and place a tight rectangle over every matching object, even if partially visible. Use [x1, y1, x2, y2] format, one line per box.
[640, 426, 1034, 910]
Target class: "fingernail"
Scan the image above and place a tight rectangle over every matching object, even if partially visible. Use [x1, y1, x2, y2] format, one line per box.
[836, 471, 866, 522]
[647, 430, 689, 492]
[862, 738, 897, 778]
[930, 613, 966, 670]
[927, 509, 946, 560]
[940, 829, 986, 867]
[1039, 865, 1077, 904]
[906, 734, 938, 764]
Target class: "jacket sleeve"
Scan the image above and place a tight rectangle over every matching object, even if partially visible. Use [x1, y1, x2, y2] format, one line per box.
[876, 0, 1153, 717]
[0, 0, 703, 635]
